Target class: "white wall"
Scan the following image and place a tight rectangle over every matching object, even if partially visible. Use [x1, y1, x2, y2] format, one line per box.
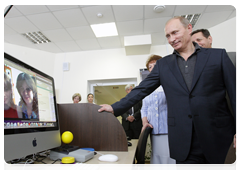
[4, 43, 56, 77]
[4, 17, 236, 104]
[209, 17, 236, 52]
[53, 44, 173, 103]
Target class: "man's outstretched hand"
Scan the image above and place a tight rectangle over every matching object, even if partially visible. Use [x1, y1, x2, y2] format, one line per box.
[98, 104, 114, 114]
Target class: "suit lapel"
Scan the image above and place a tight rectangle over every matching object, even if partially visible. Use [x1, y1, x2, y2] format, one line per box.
[166, 54, 189, 93]
[190, 49, 210, 92]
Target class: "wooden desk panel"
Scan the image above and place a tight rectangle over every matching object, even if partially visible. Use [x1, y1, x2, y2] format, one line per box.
[57, 103, 128, 151]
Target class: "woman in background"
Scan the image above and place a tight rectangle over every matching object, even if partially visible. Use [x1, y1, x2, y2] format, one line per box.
[141, 54, 175, 164]
[87, 93, 95, 104]
[72, 93, 81, 103]
[16, 73, 39, 119]
[4, 73, 19, 118]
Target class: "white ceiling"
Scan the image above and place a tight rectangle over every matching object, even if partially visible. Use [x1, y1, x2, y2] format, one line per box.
[4, 5, 236, 54]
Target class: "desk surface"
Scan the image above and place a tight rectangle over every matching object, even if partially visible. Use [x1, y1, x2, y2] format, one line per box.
[42, 139, 138, 164]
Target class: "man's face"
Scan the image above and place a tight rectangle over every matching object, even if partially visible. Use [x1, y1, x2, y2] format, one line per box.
[191, 32, 212, 48]
[165, 19, 192, 52]
[126, 86, 133, 94]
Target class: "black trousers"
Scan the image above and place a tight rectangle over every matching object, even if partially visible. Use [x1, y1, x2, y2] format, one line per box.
[125, 122, 141, 139]
[176, 125, 210, 164]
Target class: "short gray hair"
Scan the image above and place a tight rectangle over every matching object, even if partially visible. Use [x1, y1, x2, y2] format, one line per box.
[125, 84, 134, 91]
[166, 16, 190, 28]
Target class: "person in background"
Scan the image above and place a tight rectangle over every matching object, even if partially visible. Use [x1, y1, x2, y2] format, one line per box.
[191, 28, 236, 66]
[72, 93, 81, 103]
[16, 73, 39, 119]
[141, 55, 175, 164]
[4, 73, 19, 118]
[98, 16, 236, 164]
[121, 84, 142, 139]
[87, 93, 95, 104]
[191, 29, 212, 48]
[191, 28, 236, 153]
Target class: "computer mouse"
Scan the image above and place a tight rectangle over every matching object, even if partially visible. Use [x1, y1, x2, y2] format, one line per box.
[98, 154, 118, 162]
[128, 142, 132, 146]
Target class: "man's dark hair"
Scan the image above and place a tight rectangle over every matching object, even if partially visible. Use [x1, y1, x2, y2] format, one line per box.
[191, 29, 211, 38]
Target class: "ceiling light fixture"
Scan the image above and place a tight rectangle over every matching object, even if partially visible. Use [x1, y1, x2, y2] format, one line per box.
[97, 13, 103, 18]
[181, 14, 201, 28]
[153, 5, 166, 13]
[22, 31, 51, 44]
[90, 22, 118, 38]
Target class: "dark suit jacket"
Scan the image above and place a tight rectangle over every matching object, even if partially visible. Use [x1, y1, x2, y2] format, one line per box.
[121, 101, 142, 132]
[112, 48, 236, 163]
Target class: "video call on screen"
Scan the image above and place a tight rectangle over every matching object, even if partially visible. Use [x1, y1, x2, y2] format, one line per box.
[4, 58, 57, 130]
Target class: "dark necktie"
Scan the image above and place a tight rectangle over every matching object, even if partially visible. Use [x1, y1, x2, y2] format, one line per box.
[129, 107, 132, 115]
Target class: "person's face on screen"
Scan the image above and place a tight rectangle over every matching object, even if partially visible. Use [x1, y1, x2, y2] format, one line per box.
[148, 60, 157, 72]
[20, 81, 33, 105]
[4, 88, 12, 107]
[73, 96, 80, 103]
[191, 32, 212, 48]
[87, 95, 94, 103]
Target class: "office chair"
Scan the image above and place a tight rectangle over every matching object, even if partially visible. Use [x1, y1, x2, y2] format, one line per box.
[134, 126, 152, 164]
[223, 143, 238, 170]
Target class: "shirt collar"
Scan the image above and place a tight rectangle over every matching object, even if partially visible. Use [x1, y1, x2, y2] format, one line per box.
[173, 42, 201, 56]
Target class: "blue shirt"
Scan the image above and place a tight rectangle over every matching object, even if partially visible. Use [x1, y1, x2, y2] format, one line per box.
[21, 103, 38, 119]
[141, 86, 168, 135]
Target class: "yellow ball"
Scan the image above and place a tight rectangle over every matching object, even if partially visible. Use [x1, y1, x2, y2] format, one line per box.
[61, 131, 73, 144]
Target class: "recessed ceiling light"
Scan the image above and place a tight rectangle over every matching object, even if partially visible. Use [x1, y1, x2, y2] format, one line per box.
[181, 14, 201, 28]
[22, 31, 51, 44]
[90, 22, 118, 38]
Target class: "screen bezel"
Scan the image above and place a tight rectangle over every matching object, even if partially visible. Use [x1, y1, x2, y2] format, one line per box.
[4, 52, 60, 135]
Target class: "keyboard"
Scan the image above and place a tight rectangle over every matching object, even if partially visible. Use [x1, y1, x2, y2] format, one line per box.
[67, 163, 100, 170]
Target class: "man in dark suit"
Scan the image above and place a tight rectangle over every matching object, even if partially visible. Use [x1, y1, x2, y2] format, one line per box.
[122, 85, 142, 139]
[191, 28, 236, 66]
[191, 29, 236, 115]
[98, 16, 236, 164]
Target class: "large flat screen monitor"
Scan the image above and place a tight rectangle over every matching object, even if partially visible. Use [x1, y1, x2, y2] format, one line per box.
[4, 52, 61, 162]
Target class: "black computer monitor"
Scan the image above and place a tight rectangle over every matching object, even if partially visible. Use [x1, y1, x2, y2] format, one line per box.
[4, 52, 61, 162]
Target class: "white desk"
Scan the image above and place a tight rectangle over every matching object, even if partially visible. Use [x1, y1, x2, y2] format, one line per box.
[39, 139, 138, 164]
